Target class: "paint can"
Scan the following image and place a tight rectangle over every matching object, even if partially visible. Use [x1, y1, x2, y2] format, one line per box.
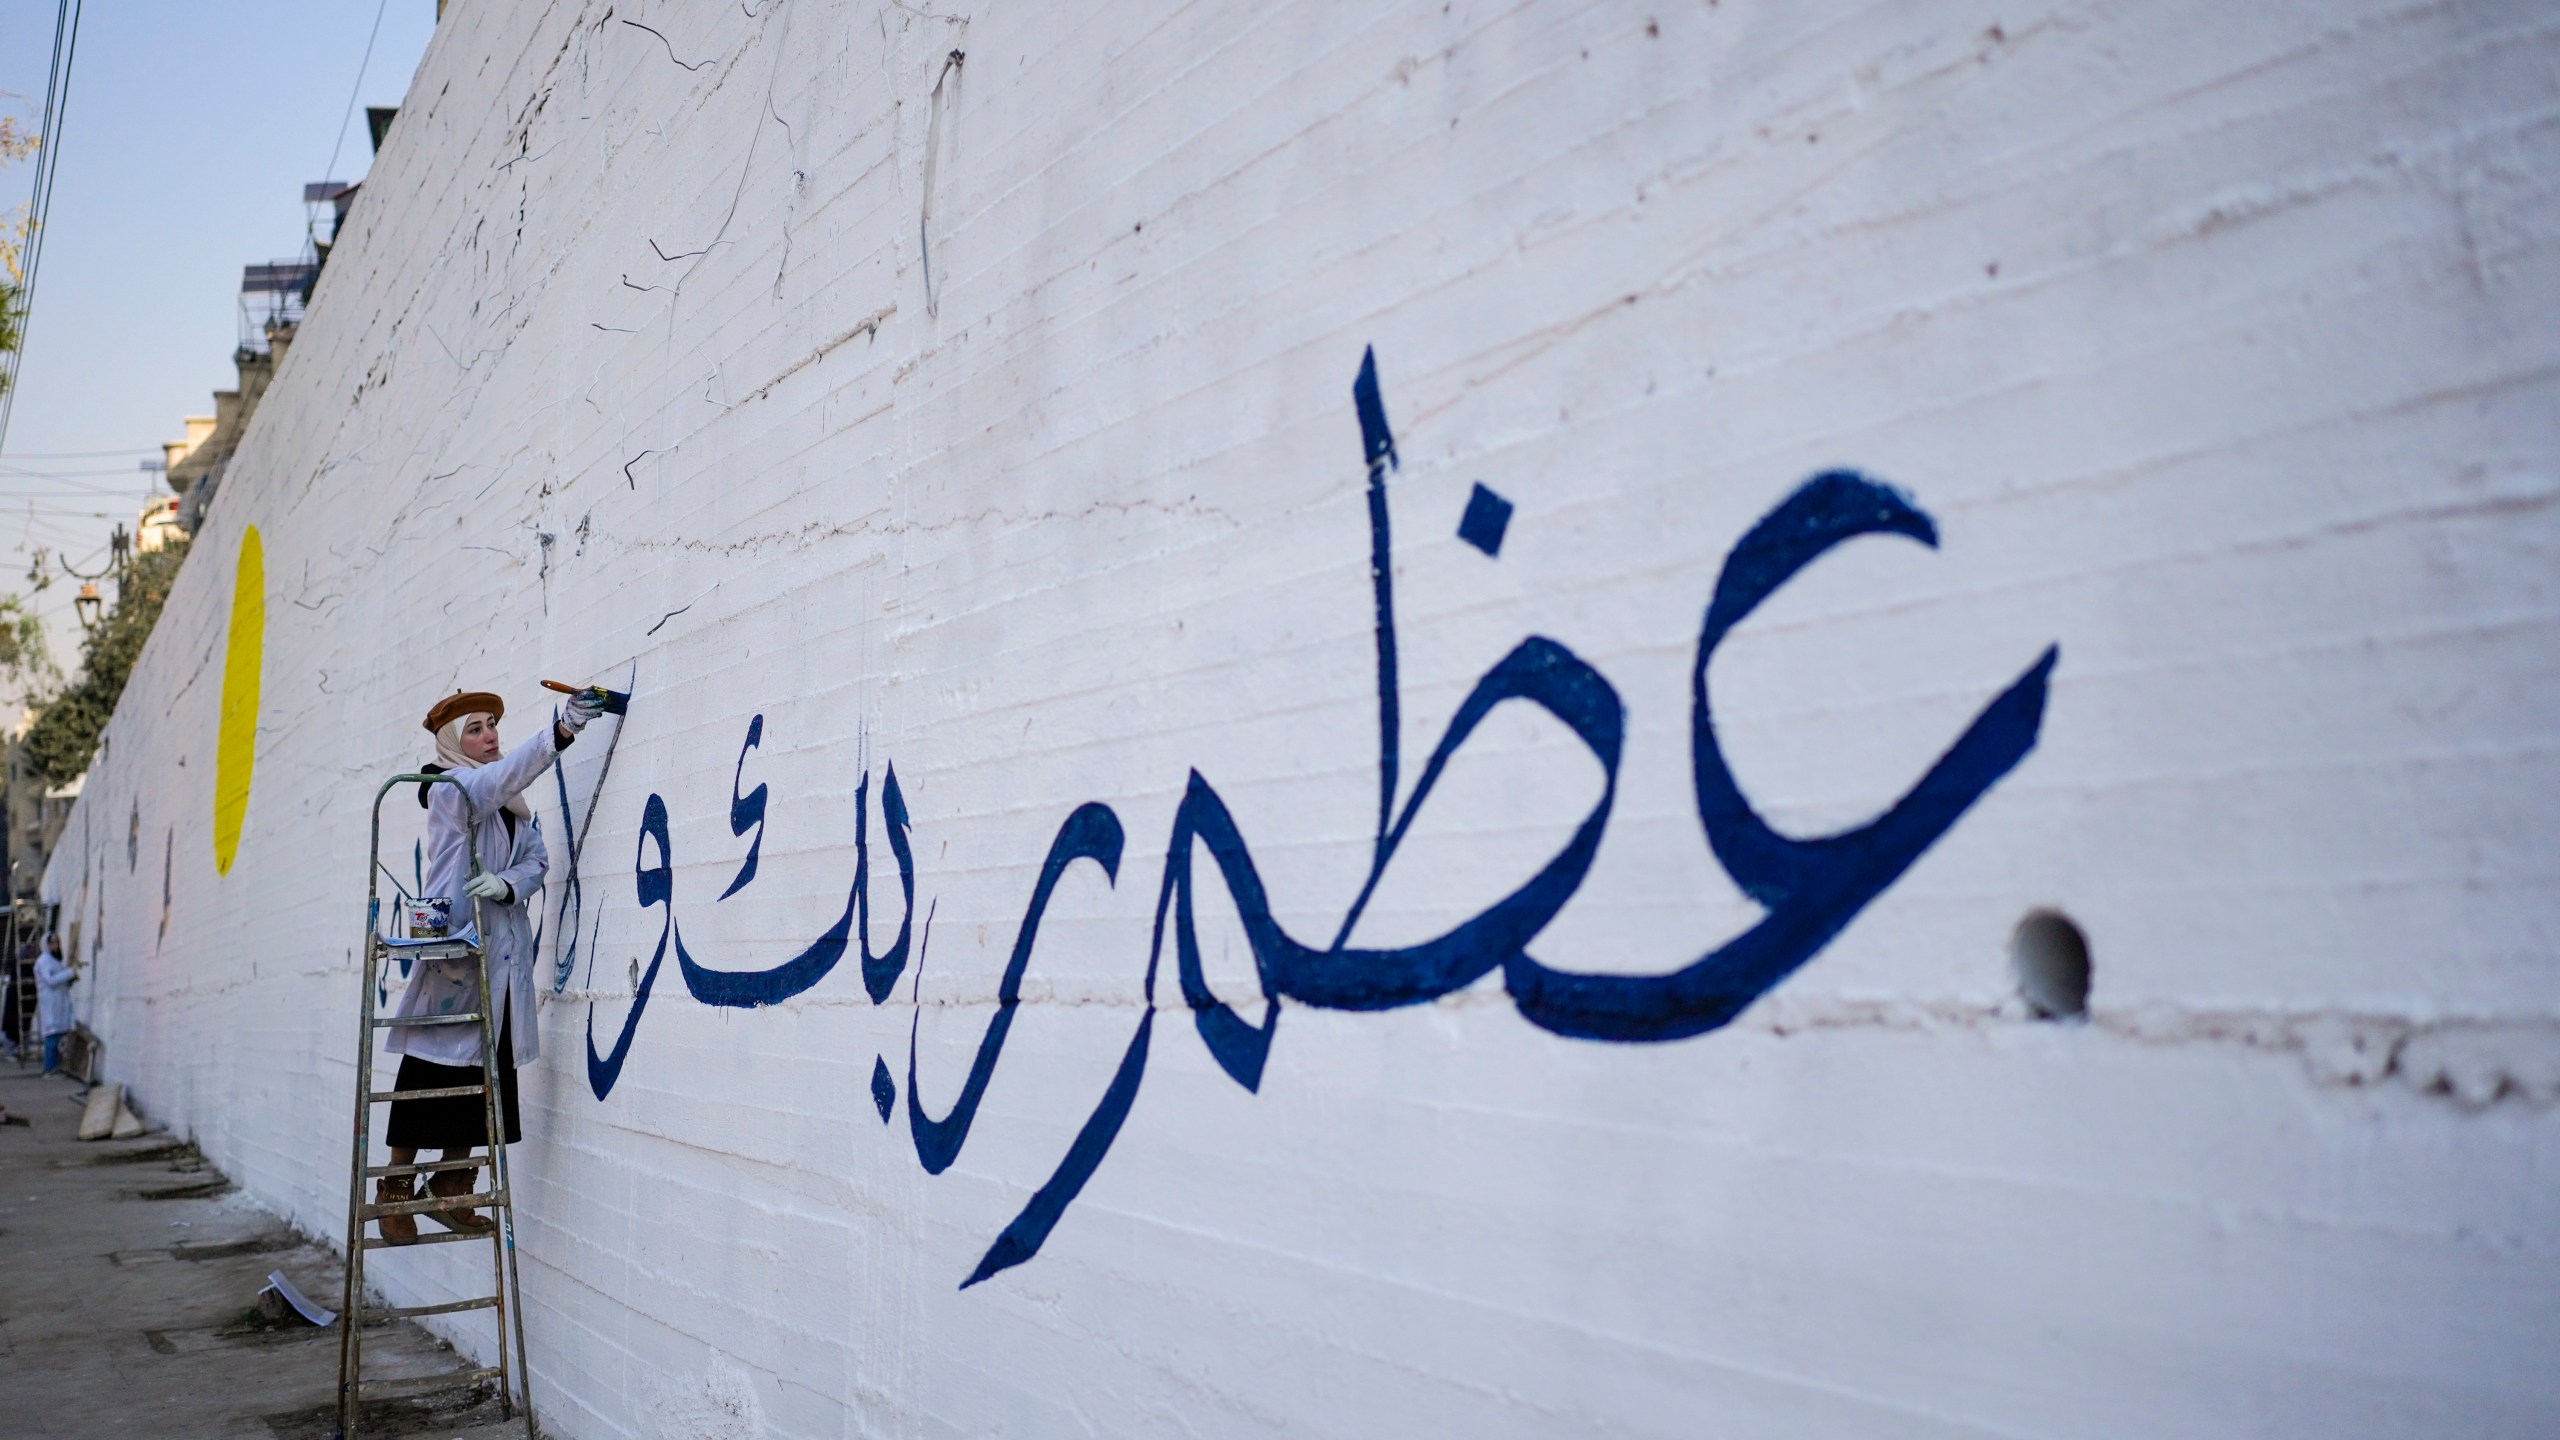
[405, 897, 451, 939]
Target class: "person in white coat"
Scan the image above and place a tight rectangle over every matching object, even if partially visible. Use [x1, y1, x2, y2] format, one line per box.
[375, 687, 600, 1242]
[35, 933, 76, 1075]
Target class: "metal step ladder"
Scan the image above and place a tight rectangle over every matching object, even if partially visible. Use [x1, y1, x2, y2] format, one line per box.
[337, 772, 535, 1439]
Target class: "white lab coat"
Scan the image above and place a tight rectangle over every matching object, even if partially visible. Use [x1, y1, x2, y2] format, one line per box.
[35, 946, 76, 1038]
[386, 723, 560, 1067]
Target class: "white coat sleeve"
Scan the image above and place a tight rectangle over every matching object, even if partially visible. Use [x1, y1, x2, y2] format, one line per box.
[451, 721, 562, 822]
[424, 784, 471, 902]
[496, 814, 548, 907]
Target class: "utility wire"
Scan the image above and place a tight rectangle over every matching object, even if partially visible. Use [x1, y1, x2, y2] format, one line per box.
[321, 0, 394, 196]
[0, 464, 161, 484]
[0, 463, 159, 481]
[0, 0, 85, 456]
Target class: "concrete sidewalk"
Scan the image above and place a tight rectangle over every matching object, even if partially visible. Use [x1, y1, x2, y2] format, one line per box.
[0, 1067, 534, 1439]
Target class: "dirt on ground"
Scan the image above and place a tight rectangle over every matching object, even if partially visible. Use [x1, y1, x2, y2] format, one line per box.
[0, 1066, 535, 1439]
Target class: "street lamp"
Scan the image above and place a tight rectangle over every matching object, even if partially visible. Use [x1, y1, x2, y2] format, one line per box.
[74, 582, 101, 629]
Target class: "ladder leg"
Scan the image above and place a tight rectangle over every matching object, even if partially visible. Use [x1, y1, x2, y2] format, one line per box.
[341, 912, 379, 1438]
[494, 1043, 536, 1440]
[480, 957, 511, 1421]
[469, 904, 535, 1433]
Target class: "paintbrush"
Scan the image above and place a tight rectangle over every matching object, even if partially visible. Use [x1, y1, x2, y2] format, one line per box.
[541, 678, 631, 715]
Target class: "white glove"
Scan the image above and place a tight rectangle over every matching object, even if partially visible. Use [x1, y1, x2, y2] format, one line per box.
[464, 869, 514, 905]
[560, 689, 605, 734]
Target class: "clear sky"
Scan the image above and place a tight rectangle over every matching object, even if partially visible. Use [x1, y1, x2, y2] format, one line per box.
[0, 1, 437, 666]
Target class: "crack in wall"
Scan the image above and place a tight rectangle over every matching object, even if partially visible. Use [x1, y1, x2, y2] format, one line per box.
[1741, 993, 2560, 1109]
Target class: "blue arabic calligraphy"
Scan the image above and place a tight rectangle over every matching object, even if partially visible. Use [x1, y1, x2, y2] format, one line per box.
[568, 348, 2058, 1289]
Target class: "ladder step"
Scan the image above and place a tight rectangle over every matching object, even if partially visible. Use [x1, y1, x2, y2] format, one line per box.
[363, 1189, 509, 1219]
[364, 1294, 500, 1320]
[367, 1083, 484, 1102]
[356, 1366, 502, 1400]
[366, 1156, 493, 1179]
[372, 1012, 483, 1027]
[362, 1226, 493, 1251]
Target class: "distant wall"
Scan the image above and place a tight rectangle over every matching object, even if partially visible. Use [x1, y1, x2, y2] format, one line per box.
[60, 2, 2560, 1435]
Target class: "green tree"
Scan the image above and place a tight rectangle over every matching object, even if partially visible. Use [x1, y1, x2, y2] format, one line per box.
[0, 588, 52, 737]
[22, 540, 188, 785]
[0, 590, 46, 679]
[0, 109, 34, 392]
[0, 103, 58, 755]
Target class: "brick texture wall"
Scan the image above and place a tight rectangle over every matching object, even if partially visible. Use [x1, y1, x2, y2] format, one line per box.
[54, 2, 2560, 1435]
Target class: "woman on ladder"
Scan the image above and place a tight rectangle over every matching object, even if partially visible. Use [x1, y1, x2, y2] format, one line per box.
[375, 688, 601, 1243]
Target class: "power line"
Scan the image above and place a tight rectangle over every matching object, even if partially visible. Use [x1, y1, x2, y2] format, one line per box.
[0, 0, 86, 456]
[0, 447, 152, 460]
[0, 492, 147, 503]
[0, 463, 156, 491]
[0, 467, 159, 485]
[321, 0, 394, 192]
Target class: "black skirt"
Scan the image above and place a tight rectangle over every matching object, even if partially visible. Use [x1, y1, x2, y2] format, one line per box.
[383, 1014, 520, 1149]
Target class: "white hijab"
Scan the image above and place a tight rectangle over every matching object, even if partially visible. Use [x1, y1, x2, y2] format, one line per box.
[434, 712, 534, 820]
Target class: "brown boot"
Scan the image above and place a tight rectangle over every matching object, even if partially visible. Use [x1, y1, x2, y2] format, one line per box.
[373, 1176, 419, 1244]
[427, 1166, 494, 1233]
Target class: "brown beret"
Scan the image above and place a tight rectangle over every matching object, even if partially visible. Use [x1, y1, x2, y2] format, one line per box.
[423, 690, 506, 734]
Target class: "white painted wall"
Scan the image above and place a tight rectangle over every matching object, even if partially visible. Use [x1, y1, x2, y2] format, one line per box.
[56, 1, 2560, 1434]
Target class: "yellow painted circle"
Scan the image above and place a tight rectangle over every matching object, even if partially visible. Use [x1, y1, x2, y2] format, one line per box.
[212, 526, 264, 876]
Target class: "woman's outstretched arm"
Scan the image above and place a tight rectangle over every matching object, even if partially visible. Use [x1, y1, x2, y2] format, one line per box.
[449, 722, 562, 819]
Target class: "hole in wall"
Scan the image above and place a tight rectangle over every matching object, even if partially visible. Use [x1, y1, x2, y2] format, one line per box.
[2011, 910, 2090, 1020]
